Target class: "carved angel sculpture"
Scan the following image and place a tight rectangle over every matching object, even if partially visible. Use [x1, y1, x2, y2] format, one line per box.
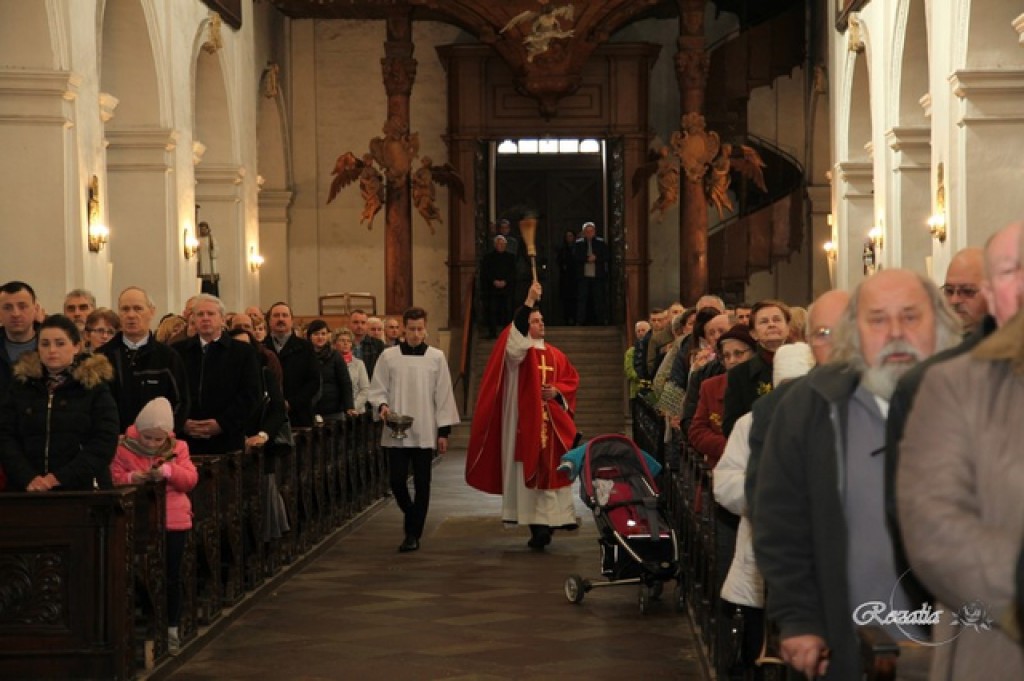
[704, 143, 767, 220]
[327, 151, 385, 229]
[370, 117, 420, 186]
[500, 4, 575, 63]
[632, 145, 680, 221]
[411, 156, 464, 234]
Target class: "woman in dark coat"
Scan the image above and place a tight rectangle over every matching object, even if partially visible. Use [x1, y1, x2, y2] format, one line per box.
[0, 314, 119, 492]
[306, 319, 354, 420]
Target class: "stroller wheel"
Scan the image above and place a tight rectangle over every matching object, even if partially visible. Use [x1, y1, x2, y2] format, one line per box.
[650, 581, 663, 600]
[638, 585, 650, 615]
[674, 581, 686, 612]
[564, 575, 586, 604]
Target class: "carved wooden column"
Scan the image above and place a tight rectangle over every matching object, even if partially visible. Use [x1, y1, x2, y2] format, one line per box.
[676, 0, 710, 302]
[381, 7, 417, 314]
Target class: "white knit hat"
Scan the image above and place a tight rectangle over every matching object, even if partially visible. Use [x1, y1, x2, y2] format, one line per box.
[773, 342, 815, 386]
[135, 397, 174, 434]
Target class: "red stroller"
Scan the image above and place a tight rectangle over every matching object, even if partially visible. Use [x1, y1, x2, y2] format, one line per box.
[562, 434, 683, 614]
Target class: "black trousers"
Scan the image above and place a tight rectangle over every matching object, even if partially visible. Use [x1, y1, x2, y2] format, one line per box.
[576, 276, 608, 325]
[386, 447, 433, 539]
[166, 529, 187, 627]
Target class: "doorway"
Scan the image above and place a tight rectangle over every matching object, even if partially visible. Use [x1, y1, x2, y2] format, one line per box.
[492, 144, 606, 326]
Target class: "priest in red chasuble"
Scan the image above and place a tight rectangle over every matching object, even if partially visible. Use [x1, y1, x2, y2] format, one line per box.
[466, 282, 580, 550]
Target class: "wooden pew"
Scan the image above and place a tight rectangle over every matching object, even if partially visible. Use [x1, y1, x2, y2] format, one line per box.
[130, 480, 168, 669]
[241, 445, 265, 590]
[190, 455, 223, 624]
[0, 489, 136, 681]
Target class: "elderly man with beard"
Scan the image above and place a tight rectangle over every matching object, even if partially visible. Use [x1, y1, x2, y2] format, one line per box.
[752, 270, 960, 681]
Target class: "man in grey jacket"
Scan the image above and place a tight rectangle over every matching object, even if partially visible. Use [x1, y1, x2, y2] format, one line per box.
[752, 269, 960, 680]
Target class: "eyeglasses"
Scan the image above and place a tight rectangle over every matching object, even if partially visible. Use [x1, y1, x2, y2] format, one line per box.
[87, 327, 116, 336]
[809, 327, 832, 347]
[941, 284, 979, 299]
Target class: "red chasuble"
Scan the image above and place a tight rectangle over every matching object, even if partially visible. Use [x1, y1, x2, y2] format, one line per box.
[465, 325, 579, 494]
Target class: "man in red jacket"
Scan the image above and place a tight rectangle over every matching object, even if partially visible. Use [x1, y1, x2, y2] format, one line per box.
[466, 282, 580, 550]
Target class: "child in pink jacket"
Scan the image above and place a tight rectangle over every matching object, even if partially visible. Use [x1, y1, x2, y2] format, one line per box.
[111, 397, 197, 653]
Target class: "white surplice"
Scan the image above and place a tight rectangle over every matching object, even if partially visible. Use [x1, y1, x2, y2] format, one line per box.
[368, 345, 460, 449]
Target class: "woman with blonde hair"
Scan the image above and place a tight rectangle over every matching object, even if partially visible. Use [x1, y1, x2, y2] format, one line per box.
[156, 314, 187, 344]
[334, 327, 370, 414]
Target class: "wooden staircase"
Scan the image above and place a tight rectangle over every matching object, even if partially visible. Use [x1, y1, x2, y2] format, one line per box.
[457, 325, 627, 445]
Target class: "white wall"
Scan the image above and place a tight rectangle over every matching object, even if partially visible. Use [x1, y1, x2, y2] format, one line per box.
[0, 0, 267, 318]
[829, 0, 1024, 291]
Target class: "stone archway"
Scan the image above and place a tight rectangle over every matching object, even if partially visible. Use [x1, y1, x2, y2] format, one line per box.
[886, 0, 931, 275]
[0, 2, 80, 308]
[256, 66, 293, 309]
[101, 0, 177, 313]
[835, 37, 874, 290]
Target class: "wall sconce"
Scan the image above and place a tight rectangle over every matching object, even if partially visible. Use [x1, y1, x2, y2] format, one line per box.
[824, 240, 837, 261]
[183, 228, 199, 260]
[249, 246, 264, 273]
[863, 225, 884, 276]
[929, 162, 947, 242]
[824, 240, 837, 287]
[927, 212, 946, 243]
[87, 175, 109, 253]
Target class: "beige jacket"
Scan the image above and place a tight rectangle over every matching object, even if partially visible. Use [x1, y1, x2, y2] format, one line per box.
[898, 312, 1024, 681]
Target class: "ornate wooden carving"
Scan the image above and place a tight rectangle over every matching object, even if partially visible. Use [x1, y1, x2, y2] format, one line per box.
[0, 551, 66, 625]
[0, 490, 135, 681]
[676, 0, 710, 302]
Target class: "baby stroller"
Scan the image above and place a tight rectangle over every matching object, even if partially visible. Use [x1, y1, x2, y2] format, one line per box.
[561, 434, 683, 614]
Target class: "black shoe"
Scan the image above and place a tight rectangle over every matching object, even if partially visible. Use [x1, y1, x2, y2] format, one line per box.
[527, 526, 552, 550]
[398, 537, 420, 553]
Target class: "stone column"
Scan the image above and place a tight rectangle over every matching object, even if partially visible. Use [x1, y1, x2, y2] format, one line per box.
[676, 0, 710, 302]
[381, 7, 417, 315]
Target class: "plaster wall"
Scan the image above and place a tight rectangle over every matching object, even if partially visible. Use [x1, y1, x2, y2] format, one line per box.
[288, 19, 461, 331]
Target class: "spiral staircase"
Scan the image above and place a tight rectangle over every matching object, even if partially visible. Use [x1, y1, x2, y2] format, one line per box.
[703, 0, 809, 299]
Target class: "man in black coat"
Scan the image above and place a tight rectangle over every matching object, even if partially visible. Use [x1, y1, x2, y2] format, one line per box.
[480, 235, 517, 338]
[264, 301, 321, 428]
[99, 286, 190, 431]
[173, 294, 261, 454]
[572, 221, 610, 325]
[348, 308, 386, 379]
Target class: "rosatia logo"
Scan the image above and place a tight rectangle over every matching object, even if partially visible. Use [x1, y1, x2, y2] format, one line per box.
[850, 571, 993, 646]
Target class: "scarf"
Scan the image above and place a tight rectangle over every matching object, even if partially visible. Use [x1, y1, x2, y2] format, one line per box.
[341, 350, 353, 364]
[121, 433, 177, 462]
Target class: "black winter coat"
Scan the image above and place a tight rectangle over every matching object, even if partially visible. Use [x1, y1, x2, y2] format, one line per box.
[0, 353, 119, 491]
[313, 347, 354, 417]
[174, 334, 261, 454]
[98, 332, 190, 432]
[264, 334, 321, 428]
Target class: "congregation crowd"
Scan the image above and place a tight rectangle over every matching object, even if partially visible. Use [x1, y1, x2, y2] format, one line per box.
[0, 283, 410, 653]
[628, 220, 1024, 681]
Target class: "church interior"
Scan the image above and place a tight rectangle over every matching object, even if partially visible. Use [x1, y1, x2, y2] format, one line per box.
[1, 0, 1023, 678]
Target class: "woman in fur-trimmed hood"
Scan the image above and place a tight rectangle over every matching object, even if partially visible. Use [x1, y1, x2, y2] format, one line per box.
[0, 315, 120, 492]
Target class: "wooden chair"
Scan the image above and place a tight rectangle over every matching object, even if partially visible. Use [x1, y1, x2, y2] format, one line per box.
[318, 292, 377, 316]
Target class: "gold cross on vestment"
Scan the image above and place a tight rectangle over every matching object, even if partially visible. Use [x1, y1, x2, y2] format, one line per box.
[538, 354, 555, 383]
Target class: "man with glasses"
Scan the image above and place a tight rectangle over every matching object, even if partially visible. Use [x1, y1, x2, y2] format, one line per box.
[941, 247, 987, 335]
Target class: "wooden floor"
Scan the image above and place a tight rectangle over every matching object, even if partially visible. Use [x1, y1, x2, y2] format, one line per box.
[159, 431, 709, 680]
